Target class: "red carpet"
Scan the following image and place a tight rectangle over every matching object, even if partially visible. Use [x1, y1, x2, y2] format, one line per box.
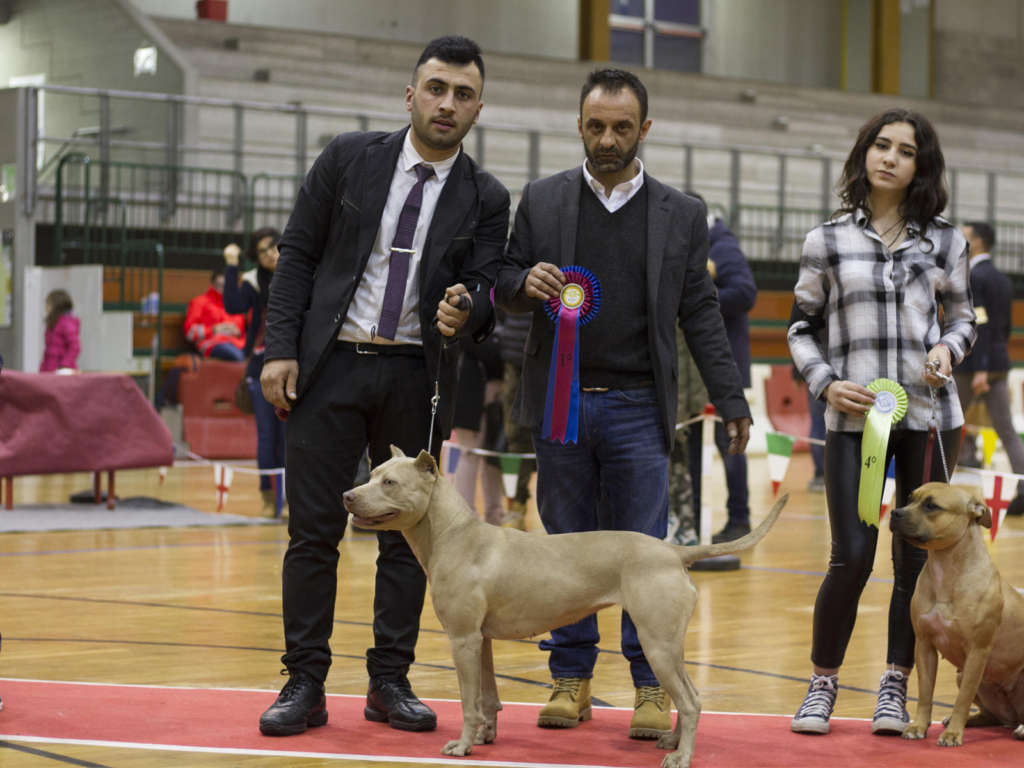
[0, 678, 1017, 767]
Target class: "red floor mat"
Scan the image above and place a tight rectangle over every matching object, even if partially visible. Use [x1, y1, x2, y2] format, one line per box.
[0, 678, 1017, 767]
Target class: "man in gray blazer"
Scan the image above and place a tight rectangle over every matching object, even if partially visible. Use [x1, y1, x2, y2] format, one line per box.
[496, 68, 751, 739]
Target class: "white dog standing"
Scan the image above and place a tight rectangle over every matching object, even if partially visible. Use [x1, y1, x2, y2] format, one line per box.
[343, 447, 785, 768]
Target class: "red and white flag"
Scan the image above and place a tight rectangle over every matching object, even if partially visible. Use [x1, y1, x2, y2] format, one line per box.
[982, 472, 1014, 542]
[214, 463, 234, 512]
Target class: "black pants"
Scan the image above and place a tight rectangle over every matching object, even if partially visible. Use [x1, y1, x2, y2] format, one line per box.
[281, 343, 438, 684]
[811, 427, 960, 670]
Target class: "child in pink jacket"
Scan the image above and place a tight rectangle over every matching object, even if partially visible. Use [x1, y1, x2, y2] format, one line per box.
[40, 289, 81, 372]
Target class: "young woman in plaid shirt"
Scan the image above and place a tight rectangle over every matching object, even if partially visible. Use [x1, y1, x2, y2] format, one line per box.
[788, 109, 976, 736]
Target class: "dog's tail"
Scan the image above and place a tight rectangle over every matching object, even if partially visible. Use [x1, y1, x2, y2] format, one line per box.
[677, 494, 787, 566]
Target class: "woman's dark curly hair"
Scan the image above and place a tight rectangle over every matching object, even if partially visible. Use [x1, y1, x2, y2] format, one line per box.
[837, 108, 948, 236]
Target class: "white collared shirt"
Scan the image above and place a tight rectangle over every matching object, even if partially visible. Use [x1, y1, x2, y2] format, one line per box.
[339, 131, 459, 345]
[582, 158, 645, 213]
[969, 251, 991, 269]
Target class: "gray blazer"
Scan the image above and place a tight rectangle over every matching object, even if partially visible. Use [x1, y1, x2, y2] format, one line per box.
[495, 168, 750, 452]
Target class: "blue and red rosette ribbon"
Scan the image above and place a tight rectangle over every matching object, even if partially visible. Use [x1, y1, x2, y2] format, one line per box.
[541, 266, 601, 444]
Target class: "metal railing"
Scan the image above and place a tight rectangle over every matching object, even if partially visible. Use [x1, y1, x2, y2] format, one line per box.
[735, 202, 1024, 276]
[21, 84, 1024, 275]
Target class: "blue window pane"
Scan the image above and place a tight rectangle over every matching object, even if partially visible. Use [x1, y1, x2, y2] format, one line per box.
[654, 33, 701, 73]
[612, 0, 645, 17]
[610, 29, 644, 66]
[655, 0, 700, 24]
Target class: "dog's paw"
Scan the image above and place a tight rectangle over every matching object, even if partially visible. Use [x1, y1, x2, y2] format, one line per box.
[474, 722, 496, 745]
[937, 728, 964, 747]
[660, 752, 691, 768]
[1013, 724, 1024, 740]
[901, 723, 928, 740]
[657, 732, 681, 750]
[442, 739, 472, 756]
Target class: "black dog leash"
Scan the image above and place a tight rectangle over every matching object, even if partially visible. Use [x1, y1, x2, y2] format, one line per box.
[426, 291, 471, 456]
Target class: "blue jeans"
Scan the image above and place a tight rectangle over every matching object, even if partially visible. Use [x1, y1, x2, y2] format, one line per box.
[209, 342, 245, 361]
[687, 419, 749, 526]
[533, 387, 668, 687]
[248, 375, 286, 492]
[807, 389, 826, 477]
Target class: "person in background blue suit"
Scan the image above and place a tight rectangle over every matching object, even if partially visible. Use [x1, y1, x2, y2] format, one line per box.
[685, 193, 758, 542]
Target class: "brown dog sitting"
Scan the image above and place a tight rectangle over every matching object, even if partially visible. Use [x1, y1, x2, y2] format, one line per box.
[889, 482, 1024, 746]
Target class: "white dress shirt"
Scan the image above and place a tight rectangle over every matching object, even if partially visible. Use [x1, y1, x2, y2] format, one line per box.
[339, 131, 459, 345]
[582, 158, 645, 213]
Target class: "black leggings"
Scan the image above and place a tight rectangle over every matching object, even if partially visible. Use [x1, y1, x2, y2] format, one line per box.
[810, 427, 961, 670]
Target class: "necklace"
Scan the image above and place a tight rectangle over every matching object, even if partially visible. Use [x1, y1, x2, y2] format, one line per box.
[875, 217, 905, 250]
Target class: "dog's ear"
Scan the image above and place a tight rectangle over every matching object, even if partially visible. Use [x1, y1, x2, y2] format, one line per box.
[969, 495, 993, 529]
[414, 450, 437, 476]
[390, 445, 406, 459]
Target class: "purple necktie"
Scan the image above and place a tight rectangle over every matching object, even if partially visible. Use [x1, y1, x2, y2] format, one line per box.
[377, 163, 434, 340]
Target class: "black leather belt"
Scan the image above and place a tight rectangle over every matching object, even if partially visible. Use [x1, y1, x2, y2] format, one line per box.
[338, 341, 423, 357]
[581, 381, 654, 392]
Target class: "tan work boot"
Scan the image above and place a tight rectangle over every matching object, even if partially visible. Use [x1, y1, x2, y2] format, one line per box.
[629, 685, 671, 739]
[537, 677, 591, 728]
[260, 489, 278, 517]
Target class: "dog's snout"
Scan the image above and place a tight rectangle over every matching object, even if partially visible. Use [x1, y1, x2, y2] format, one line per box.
[342, 490, 356, 508]
[889, 506, 904, 520]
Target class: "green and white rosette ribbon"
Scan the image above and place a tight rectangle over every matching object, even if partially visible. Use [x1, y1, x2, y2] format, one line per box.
[858, 378, 908, 527]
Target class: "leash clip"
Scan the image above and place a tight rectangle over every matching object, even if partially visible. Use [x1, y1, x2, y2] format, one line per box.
[924, 359, 952, 385]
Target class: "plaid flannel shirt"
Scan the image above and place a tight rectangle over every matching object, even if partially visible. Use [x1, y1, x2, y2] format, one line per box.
[788, 209, 975, 433]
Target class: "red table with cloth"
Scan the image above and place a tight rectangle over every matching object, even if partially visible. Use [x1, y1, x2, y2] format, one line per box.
[0, 371, 174, 509]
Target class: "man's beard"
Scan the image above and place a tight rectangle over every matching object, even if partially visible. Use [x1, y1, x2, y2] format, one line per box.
[412, 110, 466, 152]
[584, 139, 639, 174]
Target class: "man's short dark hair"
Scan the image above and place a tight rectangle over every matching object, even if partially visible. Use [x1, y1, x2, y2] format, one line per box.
[211, 265, 225, 282]
[580, 68, 648, 123]
[964, 220, 996, 252]
[414, 35, 485, 85]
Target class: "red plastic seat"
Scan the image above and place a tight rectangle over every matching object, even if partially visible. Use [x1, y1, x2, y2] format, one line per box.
[763, 364, 810, 452]
[178, 360, 257, 459]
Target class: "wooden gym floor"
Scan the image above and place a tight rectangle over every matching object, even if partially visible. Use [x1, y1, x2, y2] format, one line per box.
[1, 452, 1022, 767]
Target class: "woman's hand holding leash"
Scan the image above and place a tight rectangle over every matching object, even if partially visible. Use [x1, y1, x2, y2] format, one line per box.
[924, 344, 952, 387]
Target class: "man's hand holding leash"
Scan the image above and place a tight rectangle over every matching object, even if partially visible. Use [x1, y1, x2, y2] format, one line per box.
[436, 284, 472, 337]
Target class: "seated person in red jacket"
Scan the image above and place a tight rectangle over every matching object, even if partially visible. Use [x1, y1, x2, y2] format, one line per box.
[184, 267, 246, 361]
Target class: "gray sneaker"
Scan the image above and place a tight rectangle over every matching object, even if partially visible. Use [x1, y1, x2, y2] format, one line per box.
[791, 674, 838, 734]
[871, 669, 909, 735]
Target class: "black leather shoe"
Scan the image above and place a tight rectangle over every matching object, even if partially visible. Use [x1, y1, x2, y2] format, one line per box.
[259, 670, 328, 736]
[712, 520, 751, 544]
[365, 675, 437, 731]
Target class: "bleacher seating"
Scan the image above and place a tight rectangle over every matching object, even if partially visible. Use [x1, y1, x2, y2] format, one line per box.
[152, 14, 1024, 198]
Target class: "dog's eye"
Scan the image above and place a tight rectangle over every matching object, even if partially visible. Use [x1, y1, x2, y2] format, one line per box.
[383, 478, 395, 486]
[924, 499, 939, 512]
